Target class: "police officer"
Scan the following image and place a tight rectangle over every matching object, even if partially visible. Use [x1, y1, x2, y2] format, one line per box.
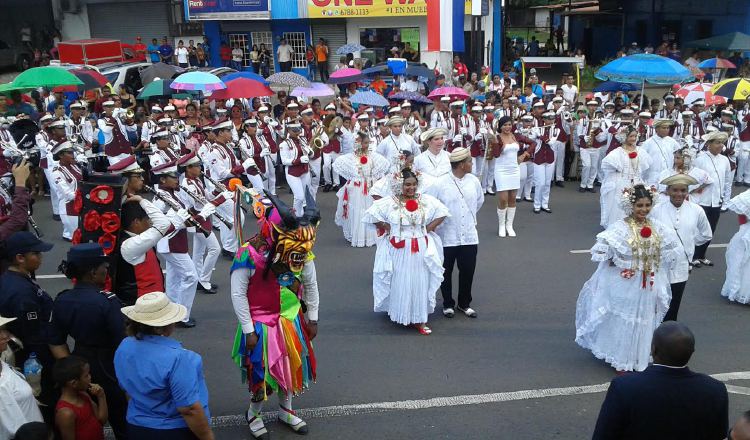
[50, 243, 128, 439]
[0, 231, 56, 423]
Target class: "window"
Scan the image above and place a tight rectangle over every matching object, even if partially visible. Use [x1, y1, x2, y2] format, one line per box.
[283, 32, 307, 69]
[359, 28, 420, 64]
[228, 33, 250, 68]
[251, 31, 274, 74]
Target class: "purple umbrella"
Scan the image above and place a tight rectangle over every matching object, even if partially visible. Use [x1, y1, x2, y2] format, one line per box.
[389, 91, 432, 104]
[291, 82, 335, 98]
[170, 71, 226, 92]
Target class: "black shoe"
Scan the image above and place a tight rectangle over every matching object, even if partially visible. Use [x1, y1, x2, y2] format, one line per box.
[588, 187, 598, 193]
[595, 181, 602, 187]
[523, 197, 533, 202]
[177, 319, 196, 328]
[542, 207, 552, 213]
[221, 249, 234, 259]
[52, 214, 61, 221]
[534, 208, 541, 214]
[578, 187, 586, 193]
[555, 181, 565, 188]
[323, 184, 331, 192]
[197, 283, 218, 294]
[62, 237, 72, 242]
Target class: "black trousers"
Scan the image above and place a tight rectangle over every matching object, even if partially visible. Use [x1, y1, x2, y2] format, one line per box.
[280, 61, 292, 72]
[440, 245, 478, 309]
[664, 281, 687, 322]
[128, 424, 198, 439]
[319, 61, 329, 82]
[694, 206, 722, 260]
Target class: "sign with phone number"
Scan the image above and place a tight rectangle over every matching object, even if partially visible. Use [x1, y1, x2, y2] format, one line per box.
[308, 0, 469, 18]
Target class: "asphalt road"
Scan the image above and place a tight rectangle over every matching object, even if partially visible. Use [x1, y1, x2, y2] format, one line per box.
[28, 180, 750, 440]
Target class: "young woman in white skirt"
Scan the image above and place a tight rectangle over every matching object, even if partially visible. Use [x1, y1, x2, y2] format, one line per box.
[720, 189, 750, 303]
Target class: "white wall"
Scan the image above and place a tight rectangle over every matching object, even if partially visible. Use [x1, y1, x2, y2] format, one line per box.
[60, 3, 92, 40]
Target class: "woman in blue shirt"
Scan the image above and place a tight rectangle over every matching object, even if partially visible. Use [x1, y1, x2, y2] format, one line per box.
[114, 292, 213, 440]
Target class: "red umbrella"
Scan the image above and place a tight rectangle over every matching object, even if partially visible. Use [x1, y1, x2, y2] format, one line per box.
[209, 78, 274, 100]
[53, 69, 110, 92]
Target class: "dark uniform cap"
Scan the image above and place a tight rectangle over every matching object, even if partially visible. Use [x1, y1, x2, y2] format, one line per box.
[66, 243, 108, 265]
[5, 231, 54, 257]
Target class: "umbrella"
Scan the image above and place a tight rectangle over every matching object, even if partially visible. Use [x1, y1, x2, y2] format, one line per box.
[140, 63, 184, 85]
[209, 78, 274, 100]
[54, 69, 110, 92]
[388, 91, 432, 104]
[336, 43, 366, 55]
[596, 54, 693, 107]
[137, 79, 189, 100]
[684, 32, 750, 51]
[328, 68, 364, 85]
[404, 65, 435, 81]
[171, 72, 226, 92]
[675, 82, 727, 105]
[291, 82, 335, 98]
[11, 66, 83, 89]
[698, 57, 736, 70]
[362, 65, 390, 76]
[266, 72, 310, 88]
[711, 78, 750, 100]
[222, 71, 269, 85]
[350, 90, 389, 107]
[592, 81, 640, 92]
[427, 86, 469, 101]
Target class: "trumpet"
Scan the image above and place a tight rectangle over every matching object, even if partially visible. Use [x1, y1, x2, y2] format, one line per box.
[182, 187, 234, 229]
[174, 120, 187, 132]
[405, 124, 418, 136]
[143, 184, 211, 236]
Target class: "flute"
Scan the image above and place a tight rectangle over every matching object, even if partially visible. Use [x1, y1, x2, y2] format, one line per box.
[143, 185, 211, 236]
[182, 186, 233, 229]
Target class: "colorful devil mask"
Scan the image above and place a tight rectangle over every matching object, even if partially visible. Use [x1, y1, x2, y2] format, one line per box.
[265, 190, 320, 273]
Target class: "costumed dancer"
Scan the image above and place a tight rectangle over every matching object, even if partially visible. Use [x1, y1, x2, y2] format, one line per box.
[50, 141, 82, 241]
[720, 189, 750, 303]
[642, 119, 680, 187]
[599, 126, 652, 228]
[650, 174, 712, 321]
[279, 122, 313, 216]
[333, 131, 389, 247]
[412, 128, 451, 179]
[362, 165, 449, 335]
[179, 152, 223, 295]
[575, 184, 679, 372]
[230, 190, 320, 439]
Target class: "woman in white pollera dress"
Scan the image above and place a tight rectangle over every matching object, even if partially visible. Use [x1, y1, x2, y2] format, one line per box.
[720, 189, 750, 303]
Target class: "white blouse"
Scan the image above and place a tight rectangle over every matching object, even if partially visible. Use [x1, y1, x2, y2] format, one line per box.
[0, 361, 43, 439]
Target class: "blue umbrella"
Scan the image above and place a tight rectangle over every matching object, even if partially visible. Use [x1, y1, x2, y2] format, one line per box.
[596, 54, 693, 107]
[350, 90, 389, 107]
[593, 81, 640, 92]
[362, 65, 390, 76]
[336, 43, 366, 55]
[404, 65, 435, 80]
[389, 91, 432, 104]
[222, 71, 270, 85]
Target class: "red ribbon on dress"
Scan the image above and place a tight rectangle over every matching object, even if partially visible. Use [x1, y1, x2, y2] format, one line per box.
[342, 187, 349, 219]
[389, 236, 428, 253]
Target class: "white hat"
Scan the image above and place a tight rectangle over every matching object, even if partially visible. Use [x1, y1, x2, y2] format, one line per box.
[150, 129, 170, 140]
[638, 111, 652, 118]
[152, 161, 179, 176]
[664, 94, 675, 100]
[660, 173, 699, 187]
[401, 100, 412, 108]
[151, 105, 163, 113]
[356, 113, 370, 120]
[604, 102, 615, 107]
[386, 116, 405, 126]
[0, 315, 17, 328]
[543, 111, 556, 119]
[620, 108, 634, 115]
[388, 106, 401, 114]
[286, 102, 299, 109]
[586, 100, 598, 106]
[471, 105, 483, 112]
[681, 110, 695, 116]
[213, 120, 233, 131]
[163, 104, 176, 111]
[70, 101, 85, 110]
[244, 118, 257, 125]
[39, 114, 54, 123]
[692, 99, 706, 106]
[300, 107, 313, 115]
[721, 109, 734, 116]
[49, 119, 67, 129]
[377, 118, 388, 125]
[653, 118, 674, 128]
[532, 101, 545, 108]
[484, 105, 494, 111]
[722, 122, 735, 130]
[286, 122, 301, 129]
[158, 117, 173, 125]
[449, 147, 470, 162]
[121, 292, 187, 327]
[51, 141, 74, 156]
[364, 107, 375, 113]
[325, 103, 336, 110]
[702, 131, 728, 143]
[102, 100, 115, 107]
[216, 108, 228, 114]
[450, 100, 464, 107]
[420, 127, 448, 143]
[521, 114, 534, 121]
[552, 96, 564, 103]
[257, 105, 269, 112]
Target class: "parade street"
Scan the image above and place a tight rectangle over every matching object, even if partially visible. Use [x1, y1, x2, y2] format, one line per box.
[30, 183, 750, 439]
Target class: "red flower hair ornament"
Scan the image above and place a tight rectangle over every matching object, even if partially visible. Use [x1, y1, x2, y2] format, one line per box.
[405, 199, 419, 212]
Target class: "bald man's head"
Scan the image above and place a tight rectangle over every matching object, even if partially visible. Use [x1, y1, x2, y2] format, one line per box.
[730, 411, 750, 440]
[651, 321, 695, 367]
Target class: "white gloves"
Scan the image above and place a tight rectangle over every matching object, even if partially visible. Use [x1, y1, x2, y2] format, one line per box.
[473, 134, 482, 141]
[479, 128, 488, 135]
[269, 120, 279, 128]
[221, 190, 235, 201]
[300, 155, 310, 164]
[584, 135, 592, 144]
[242, 158, 256, 170]
[260, 149, 271, 158]
[198, 204, 216, 219]
[171, 208, 191, 228]
[459, 127, 468, 135]
[452, 135, 463, 143]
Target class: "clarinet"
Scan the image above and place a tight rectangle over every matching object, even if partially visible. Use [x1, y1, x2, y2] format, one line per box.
[143, 185, 211, 236]
[182, 186, 233, 229]
[0, 178, 42, 238]
[201, 171, 229, 193]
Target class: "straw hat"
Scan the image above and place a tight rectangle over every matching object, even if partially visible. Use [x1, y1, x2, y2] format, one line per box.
[121, 292, 187, 327]
[450, 147, 470, 162]
[660, 173, 699, 187]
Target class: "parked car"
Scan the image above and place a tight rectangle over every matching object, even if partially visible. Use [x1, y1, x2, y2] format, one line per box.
[0, 39, 33, 71]
[98, 61, 152, 92]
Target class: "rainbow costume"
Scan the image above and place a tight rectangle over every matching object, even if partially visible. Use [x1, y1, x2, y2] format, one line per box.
[230, 190, 320, 438]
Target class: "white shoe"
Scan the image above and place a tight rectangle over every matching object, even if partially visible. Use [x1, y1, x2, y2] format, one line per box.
[506, 207, 517, 237]
[279, 406, 308, 434]
[497, 208, 507, 237]
[246, 408, 269, 439]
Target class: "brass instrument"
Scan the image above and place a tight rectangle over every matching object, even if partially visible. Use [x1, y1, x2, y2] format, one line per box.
[310, 124, 326, 150]
[0, 177, 42, 237]
[182, 186, 234, 229]
[201, 171, 229, 194]
[324, 115, 343, 137]
[483, 126, 497, 161]
[143, 184, 212, 236]
[586, 119, 600, 148]
[174, 120, 187, 132]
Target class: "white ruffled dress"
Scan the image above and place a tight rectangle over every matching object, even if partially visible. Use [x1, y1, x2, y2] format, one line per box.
[362, 194, 449, 325]
[575, 219, 679, 372]
[599, 148, 652, 228]
[721, 190, 750, 303]
[333, 152, 389, 247]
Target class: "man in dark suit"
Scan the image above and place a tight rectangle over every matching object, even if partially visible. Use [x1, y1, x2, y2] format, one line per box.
[730, 411, 750, 440]
[592, 321, 728, 440]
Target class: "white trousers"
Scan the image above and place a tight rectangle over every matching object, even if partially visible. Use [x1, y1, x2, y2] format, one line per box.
[263, 156, 276, 195]
[322, 152, 340, 186]
[44, 168, 60, 215]
[192, 231, 220, 289]
[481, 158, 496, 191]
[737, 143, 750, 183]
[472, 156, 485, 180]
[553, 141, 566, 181]
[159, 252, 198, 321]
[57, 201, 77, 239]
[309, 157, 321, 198]
[519, 161, 534, 199]
[597, 146, 609, 179]
[247, 173, 265, 192]
[216, 198, 243, 253]
[579, 148, 600, 188]
[285, 170, 312, 216]
[533, 162, 555, 209]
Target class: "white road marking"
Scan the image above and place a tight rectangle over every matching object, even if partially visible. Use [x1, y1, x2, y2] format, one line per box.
[570, 243, 728, 254]
[36, 268, 216, 280]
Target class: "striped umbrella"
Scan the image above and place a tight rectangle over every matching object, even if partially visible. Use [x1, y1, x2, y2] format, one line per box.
[675, 82, 727, 105]
[170, 72, 226, 92]
[711, 78, 750, 100]
[698, 57, 737, 70]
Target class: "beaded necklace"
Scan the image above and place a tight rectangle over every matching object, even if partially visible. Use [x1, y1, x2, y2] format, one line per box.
[623, 217, 662, 289]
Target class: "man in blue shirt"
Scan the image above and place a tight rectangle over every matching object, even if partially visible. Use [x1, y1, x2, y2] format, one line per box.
[527, 36, 540, 56]
[46, 90, 71, 114]
[147, 38, 161, 63]
[5, 91, 37, 119]
[158, 37, 174, 65]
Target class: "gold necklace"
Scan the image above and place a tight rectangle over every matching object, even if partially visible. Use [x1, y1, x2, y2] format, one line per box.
[624, 217, 662, 289]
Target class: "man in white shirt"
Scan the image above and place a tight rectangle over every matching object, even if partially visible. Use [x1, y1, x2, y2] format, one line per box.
[277, 39, 294, 72]
[426, 147, 483, 319]
[175, 40, 190, 68]
[376, 116, 421, 171]
[642, 119, 680, 186]
[691, 131, 733, 267]
[560, 75, 578, 107]
[413, 127, 451, 178]
[650, 173, 712, 321]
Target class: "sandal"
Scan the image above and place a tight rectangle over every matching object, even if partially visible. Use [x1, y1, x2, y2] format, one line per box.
[415, 324, 432, 335]
[700, 259, 714, 267]
[245, 409, 269, 439]
[278, 405, 308, 435]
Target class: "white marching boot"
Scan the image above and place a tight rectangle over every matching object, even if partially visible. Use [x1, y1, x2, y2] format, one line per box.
[497, 208, 507, 237]
[506, 207, 517, 237]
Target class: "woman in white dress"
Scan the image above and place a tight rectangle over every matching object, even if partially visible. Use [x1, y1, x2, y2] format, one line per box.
[576, 184, 679, 372]
[600, 126, 652, 228]
[491, 116, 535, 237]
[363, 167, 449, 335]
[720, 189, 750, 303]
[333, 132, 390, 247]
[656, 147, 711, 204]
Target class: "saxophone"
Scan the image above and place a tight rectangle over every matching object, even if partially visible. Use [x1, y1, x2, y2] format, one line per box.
[483, 122, 497, 160]
[310, 123, 326, 151]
